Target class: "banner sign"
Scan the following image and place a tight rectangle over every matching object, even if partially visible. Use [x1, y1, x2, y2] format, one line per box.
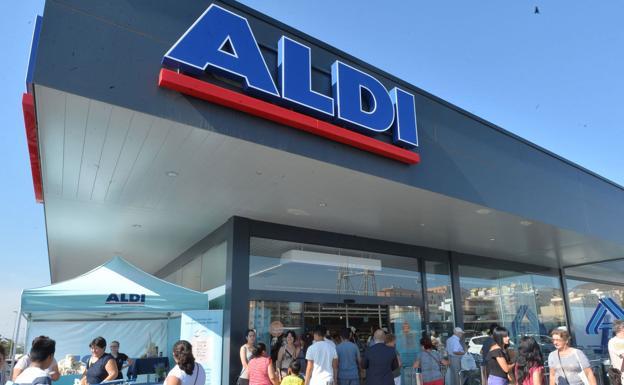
[160, 4, 420, 164]
[180, 310, 223, 385]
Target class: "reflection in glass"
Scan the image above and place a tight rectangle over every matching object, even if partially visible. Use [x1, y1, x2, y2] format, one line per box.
[425, 260, 454, 347]
[459, 265, 566, 349]
[566, 278, 624, 360]
[250, 238, 422, 299]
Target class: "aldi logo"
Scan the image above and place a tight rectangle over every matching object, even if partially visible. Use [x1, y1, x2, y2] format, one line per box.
[105, 293, 146, 305]
[159, 4, 420, 164]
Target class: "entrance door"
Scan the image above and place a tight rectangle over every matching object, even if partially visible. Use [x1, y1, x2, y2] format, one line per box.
[249, 300, 422, 385]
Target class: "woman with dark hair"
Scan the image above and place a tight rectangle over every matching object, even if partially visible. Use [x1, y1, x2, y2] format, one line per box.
[238, 329, 257, 385]
[247, 343, 278, 385]
[164, 340, 205, 385]
[81, 337, 118, 385]
[276, 331, 300, 380]
[295, 332, 313, 375]
[414, 335, 448, 385]
[484, 327, 514, 385]
[515, 336, 544, 385]
[548, 329, 596, 385]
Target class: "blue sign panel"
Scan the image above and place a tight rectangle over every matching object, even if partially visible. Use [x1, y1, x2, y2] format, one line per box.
[162, 4, 419, 150]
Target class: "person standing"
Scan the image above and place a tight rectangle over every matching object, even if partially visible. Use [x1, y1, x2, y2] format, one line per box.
[239, 329, 257, 385]
[480, 324, 499, 360]
[548, 329, 597, 385]
[164, 340, 206, 385]
[385, 334, 402, 385]
[414, 336, 448, 385]
[13, 336, 56, 385]
[362, 329, 398, 385]
[109, 341, 133, 380]
[277, 331, 300, 381]
[515, 336, 544, 385]
[304, 325, 338, 385]
[445, 328, 465, 385]
[609, 320, 624, 385]
[336, 328, 361, 385]
[248, 343, 279, 385]
[12, 336, 60, 382]
[484, 327, 514, 385]
[81, 337, 118, 385]
[0, 345, 7, 385]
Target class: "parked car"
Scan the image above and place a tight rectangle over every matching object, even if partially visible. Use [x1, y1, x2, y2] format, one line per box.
[467, 335, 491, 354]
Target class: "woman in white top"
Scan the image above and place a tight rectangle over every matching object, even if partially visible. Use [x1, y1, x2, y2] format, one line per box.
[165, 340, 205, 385]
[238, 329, 256, 385]
[548, 329, 597, 385]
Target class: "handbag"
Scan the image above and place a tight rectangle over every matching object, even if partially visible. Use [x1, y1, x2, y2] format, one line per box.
[607, 353, 624, 385]
[573, 349, 591, 385]
[461, 353, 477, 371]
[558, 350, 590, 385]
[425, 351, 447, 377]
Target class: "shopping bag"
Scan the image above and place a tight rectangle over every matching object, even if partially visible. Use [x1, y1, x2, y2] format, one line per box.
[461, 354, 477, 371]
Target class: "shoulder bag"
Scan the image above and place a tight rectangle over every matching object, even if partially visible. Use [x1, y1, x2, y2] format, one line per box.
[607, 352, 624, 385]
[425, 350, 447, 377]
[573, 349, 591, 385]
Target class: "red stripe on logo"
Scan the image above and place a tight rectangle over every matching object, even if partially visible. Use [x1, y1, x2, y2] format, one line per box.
[158, 69, 420, 165]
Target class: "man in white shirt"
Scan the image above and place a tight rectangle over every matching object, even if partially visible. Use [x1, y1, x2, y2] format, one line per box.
[609, 319, 624, 378]
[445, 327, 465, 385]
[305, 325, 338, 385]
[14, 336, 56, 385]
[12, 336, 60, 382]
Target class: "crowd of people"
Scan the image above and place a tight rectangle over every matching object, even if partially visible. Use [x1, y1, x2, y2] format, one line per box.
[234, 322, 624, 385]
[4, 320, 624, 385]
[1, 336, 204, 385]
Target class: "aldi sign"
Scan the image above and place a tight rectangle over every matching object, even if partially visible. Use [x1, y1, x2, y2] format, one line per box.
[159, 4, 420, 164]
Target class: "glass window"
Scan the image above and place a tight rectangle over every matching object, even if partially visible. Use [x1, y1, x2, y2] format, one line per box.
[459, 265, 566, 349]
[425, 260, 454, 346]
[566, 278, 624, 360]
[181, 257, 201, 291]
[250, 237, 422, 299]
[201, 242, 227, 291]
[164, 269, 181, 285]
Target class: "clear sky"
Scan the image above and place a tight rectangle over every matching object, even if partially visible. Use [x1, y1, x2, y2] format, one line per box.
[1, 0, 623, 338]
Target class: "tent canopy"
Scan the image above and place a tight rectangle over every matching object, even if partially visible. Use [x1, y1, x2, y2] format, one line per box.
[21, 257, 208, 320]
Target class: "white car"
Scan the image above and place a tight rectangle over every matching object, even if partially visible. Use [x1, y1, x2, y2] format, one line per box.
[467, 335, 490, 355]
[467, 335, 514, 355]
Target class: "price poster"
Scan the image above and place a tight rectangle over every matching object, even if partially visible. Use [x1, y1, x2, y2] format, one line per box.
[180, 310, 223, 385]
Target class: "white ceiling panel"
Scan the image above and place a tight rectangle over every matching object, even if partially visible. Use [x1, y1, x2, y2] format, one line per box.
[34, 86, 624, 282]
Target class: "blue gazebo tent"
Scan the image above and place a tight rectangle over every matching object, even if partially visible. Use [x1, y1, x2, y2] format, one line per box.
[14, 257, 208, 372]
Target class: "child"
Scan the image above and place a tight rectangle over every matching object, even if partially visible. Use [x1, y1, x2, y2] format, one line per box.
[280, 360, 303, 385]
[14, 336, 56, 385]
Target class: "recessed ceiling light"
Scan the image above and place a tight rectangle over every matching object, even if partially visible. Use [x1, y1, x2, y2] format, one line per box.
[166, 171, 179, 177]
[520, 220, 533, 226]
[319, 202, 327, 207]
[476, 208, 491, 215]
[489, 237, 496, 241]
[287, 208, 310, 216]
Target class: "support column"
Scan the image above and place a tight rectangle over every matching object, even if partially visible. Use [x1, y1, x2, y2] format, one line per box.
[222, 217, 250, 385]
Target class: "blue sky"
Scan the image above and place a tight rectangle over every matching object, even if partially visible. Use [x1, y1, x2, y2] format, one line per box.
[1, 0, 623, 338]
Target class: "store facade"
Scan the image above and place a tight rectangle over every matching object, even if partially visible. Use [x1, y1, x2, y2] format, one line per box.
[24, 1, 624, 384]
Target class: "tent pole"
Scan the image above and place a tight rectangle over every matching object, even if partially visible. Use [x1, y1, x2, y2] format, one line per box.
[10, 304, 23, 372]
